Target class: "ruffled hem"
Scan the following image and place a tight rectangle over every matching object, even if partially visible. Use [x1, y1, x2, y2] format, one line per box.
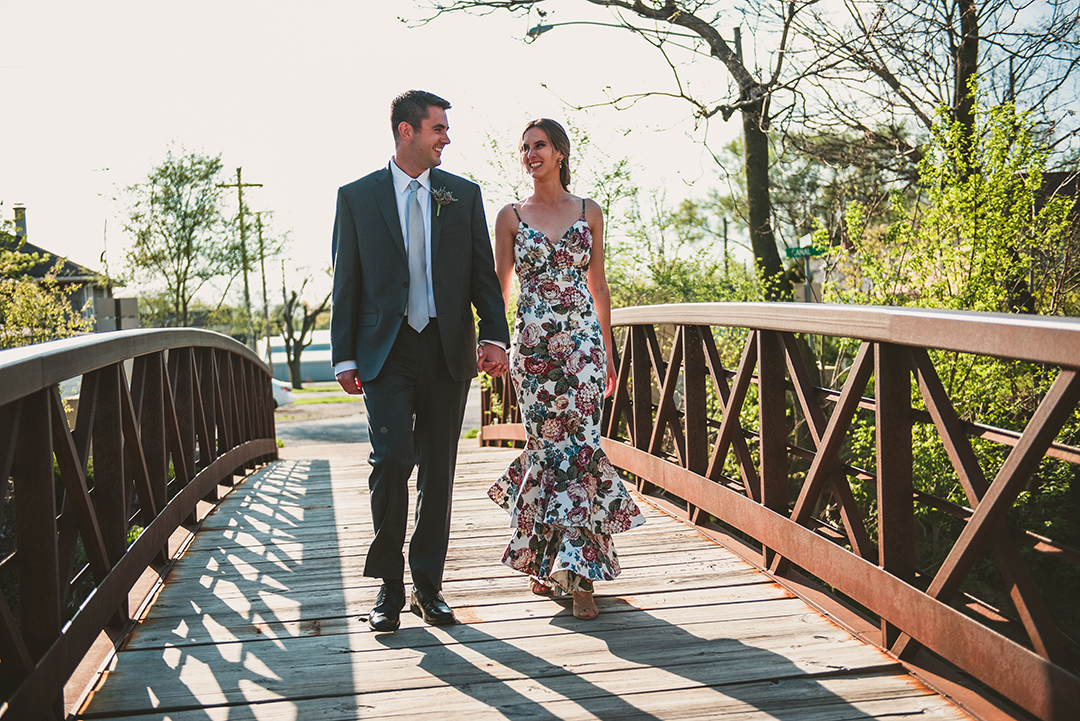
[501, 523, 621, 590]
[487, 447, 646, 536]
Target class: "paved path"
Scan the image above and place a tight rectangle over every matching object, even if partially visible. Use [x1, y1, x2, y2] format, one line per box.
[274, 383, 484, 447]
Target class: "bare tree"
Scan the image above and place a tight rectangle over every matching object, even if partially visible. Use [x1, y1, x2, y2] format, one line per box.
[279, 270, 331, 389]
[791, 0, 1080, 167]
[419, 0, 823, 299]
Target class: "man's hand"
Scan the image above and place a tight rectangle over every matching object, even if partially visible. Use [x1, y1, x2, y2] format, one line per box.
[477, 343, 508, 376]
[336, 369, 364, 395]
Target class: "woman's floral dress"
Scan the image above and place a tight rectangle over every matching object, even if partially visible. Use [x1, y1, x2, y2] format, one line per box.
[488, 201, 644, 593]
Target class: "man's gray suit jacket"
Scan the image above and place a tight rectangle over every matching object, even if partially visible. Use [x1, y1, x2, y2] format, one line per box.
[330, 165, 510, 383]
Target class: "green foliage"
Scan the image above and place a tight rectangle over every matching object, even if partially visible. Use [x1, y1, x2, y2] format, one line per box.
[828, 97, 1074, 315]
[123, 147, 231, 327]
[0, 221, 94, 349]
[0, 226, 36, 279]
[607, 195, 761, 310]
[818, 92, 1080, 627]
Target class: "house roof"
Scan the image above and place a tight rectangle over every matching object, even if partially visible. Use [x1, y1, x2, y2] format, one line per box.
[4, 238, 103, 283]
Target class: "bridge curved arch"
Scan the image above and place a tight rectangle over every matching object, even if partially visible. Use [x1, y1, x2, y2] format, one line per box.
[0, 328, 278, 719]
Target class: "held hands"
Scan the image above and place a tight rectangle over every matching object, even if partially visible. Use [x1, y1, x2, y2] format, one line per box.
[336, 369, 364, 395]
[477, 343, 509, 377]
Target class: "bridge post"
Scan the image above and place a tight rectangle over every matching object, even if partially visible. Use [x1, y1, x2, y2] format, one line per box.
[11, 390, 61, 663]
[92, 365, 131, 627]
[12, 391, 66, 721]
[631, 326, 654, 494]
[758, 330, 789, 568]
[875, 343, 915, 649]
[683, 326, 708, 524]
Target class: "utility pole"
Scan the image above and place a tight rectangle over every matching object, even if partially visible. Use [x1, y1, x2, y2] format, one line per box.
[723, 217, 729, 278]
[256, 212, 273, 372]
[218, 167, 262, 349]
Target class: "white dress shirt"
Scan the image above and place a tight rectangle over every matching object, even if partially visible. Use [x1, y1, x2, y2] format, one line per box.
[390, 159, 438, 318]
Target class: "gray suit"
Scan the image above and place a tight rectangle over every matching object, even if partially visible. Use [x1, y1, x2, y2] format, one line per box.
[330, 164, 509, 592]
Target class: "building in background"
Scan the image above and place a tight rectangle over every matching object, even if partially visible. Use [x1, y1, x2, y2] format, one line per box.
[6, 206, 139, 331]
[258, 329, 334, 383]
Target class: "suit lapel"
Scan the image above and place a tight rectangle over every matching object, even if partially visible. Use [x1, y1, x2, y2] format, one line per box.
[429, 168, 445, 264]
[374, 166, 407, 263]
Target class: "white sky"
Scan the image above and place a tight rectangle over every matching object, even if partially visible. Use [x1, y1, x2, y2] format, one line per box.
[1, 0, 743, 302]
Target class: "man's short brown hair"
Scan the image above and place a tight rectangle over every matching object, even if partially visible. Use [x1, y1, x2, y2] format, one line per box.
[391, 90, 451, 141]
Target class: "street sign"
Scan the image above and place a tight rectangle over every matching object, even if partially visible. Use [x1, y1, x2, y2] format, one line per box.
[786, 246, 824, 259]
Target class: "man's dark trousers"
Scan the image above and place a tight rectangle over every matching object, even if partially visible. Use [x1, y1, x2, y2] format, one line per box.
[361, 319, 469, 594]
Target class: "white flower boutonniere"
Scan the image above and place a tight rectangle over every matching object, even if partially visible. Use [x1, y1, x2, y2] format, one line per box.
[431, 187, 457, 216]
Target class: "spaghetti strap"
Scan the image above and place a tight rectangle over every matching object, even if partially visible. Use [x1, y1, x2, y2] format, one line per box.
[581, 199, 586, 215]
[511, 203, 522, 221]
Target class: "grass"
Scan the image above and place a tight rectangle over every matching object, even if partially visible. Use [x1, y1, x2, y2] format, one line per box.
[292, 395, 362, 405]
[292, 384, 340, 394]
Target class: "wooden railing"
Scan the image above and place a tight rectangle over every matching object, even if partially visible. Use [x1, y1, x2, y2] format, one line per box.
[0, 329, 278, 720]
[480, 303, 1080, 721]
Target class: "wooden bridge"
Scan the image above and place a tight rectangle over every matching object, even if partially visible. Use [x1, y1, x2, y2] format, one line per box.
[2, 304, 1079, 720]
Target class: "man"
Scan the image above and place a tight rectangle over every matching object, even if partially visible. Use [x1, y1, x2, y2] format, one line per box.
[331, 90, 510, 632]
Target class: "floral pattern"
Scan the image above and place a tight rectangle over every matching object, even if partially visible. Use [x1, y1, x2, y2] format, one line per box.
[488, 206, 644, 593]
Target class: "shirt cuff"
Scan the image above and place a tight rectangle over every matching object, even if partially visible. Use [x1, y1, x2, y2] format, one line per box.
[479, 340, 507, 350]
[334, 360, 357, 376]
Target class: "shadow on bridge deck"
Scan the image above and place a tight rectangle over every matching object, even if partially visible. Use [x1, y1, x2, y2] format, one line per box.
[74, 442, 971, 720]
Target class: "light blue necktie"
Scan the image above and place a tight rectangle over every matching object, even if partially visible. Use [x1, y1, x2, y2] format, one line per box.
[406, 180, 429, 332]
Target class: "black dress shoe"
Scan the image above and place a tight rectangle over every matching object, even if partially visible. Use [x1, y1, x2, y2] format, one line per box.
[368, 581, 406, 632]
[410, 586, 456, 625]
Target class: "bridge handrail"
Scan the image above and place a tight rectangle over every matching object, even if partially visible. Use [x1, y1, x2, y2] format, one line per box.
[480, 302, 1080, 721]
[613, 302, 1080, 367]
[0, 329, 278, 719]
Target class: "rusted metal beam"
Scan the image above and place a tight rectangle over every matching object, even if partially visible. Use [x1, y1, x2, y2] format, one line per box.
[683, 327, 709, 477]
[196, 347, 219, 467]
[140, 352, 168, 516]
[170, 348, 196, 488]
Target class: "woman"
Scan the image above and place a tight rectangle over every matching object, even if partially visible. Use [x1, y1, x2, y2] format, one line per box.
[487, 118, 645, 620]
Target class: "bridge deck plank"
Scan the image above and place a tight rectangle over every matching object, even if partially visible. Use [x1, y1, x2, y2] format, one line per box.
[76, 442, 970, 720]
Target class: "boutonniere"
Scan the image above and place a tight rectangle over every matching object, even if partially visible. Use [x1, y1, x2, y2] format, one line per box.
[431, 187, 457, 216]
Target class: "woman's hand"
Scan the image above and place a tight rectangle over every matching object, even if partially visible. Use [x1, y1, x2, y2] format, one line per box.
[604, 356, 617, 398]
